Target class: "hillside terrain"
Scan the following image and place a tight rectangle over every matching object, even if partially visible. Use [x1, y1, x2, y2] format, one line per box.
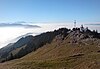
[0, 28, 70, 62]
[0, 27, 100, 69]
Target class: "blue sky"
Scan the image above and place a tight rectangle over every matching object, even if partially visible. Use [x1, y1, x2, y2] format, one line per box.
[0, 0, 100, 23]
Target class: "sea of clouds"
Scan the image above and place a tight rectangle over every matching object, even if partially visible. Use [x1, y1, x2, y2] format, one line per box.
[0, 22, 99, 48]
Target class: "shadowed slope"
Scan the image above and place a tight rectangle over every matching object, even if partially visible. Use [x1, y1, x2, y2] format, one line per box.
[0, 28, 70, 62]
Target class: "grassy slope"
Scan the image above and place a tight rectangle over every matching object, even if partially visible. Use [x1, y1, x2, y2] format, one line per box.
[0, 35, 100, 69]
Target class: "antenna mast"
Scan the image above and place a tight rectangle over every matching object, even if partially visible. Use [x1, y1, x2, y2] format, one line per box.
[74, 20, 76, 28]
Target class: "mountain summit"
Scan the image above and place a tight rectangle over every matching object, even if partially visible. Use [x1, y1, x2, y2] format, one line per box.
[0, 26, 100, 69]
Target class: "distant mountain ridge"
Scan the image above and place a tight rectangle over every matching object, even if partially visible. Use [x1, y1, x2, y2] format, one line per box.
[0, 23, 40, 28]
